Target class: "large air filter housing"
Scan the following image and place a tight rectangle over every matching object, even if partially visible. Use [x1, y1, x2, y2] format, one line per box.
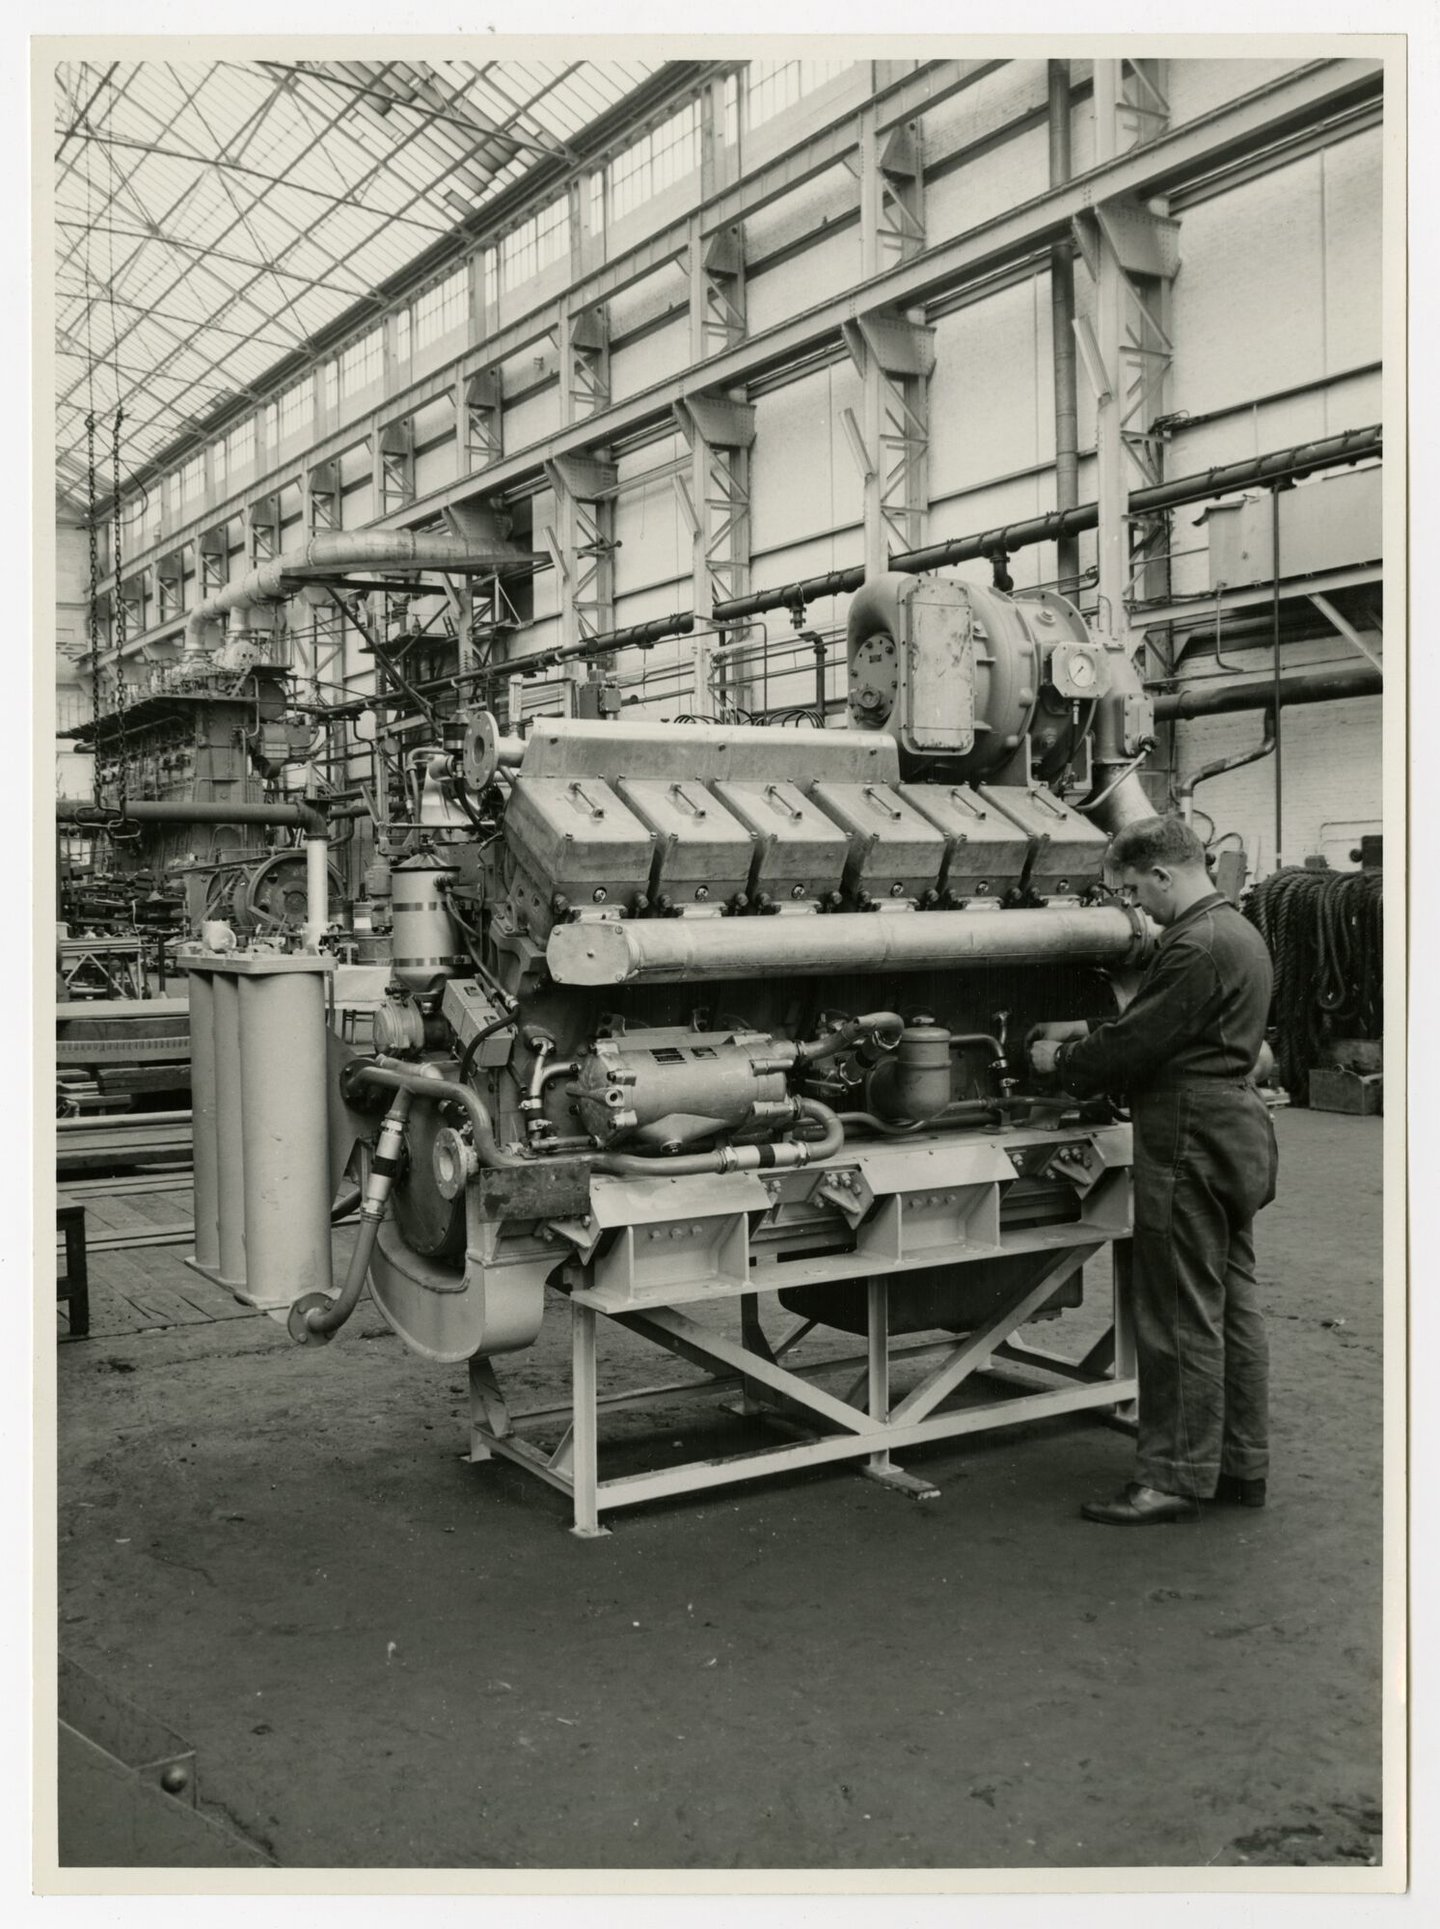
[846, 572, 1104, 786]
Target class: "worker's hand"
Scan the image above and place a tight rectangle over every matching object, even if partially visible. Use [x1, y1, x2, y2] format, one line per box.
[1029, 1039, 1064, 1080]
[1253, 1040, 1276, 1084]
[1025, 1019, 1090, 1049]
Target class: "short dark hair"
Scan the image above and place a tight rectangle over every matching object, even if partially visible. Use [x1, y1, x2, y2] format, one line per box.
[1107, 815, 1207, 871]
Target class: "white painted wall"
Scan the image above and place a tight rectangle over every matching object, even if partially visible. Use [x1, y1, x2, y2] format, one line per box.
[1173, 694, 1381, 873]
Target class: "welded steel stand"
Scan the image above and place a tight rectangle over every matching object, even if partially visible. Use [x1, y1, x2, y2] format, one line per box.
[860, 1278, 941, 1501]
[464, 1237, 1138, 1536]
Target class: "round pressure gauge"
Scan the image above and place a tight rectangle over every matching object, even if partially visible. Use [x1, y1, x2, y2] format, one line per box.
[1049, 642, 1110, 700]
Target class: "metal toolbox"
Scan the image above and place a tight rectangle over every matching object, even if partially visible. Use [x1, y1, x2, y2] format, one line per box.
[616, 776, 757, 914]
[897, 782, 1031, 904]
[977, 784, 1110, 898]
[504, 775, 656, 923]
[711, 778, 850, 910]
[807, 780, 948, 907]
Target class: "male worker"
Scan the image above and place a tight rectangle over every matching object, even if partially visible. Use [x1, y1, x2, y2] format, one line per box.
[1029, 815, 1278, 1526]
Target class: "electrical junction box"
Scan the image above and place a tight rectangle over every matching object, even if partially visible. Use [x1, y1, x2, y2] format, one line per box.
[1200, 467, 1382, 589]
[440, 979, 516, 1068]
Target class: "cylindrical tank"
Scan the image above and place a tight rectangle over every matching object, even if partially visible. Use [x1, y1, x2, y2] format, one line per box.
[236, 961, 334, 1313]
[890, 1024, 952, 1120]
[212, 972, 246, 1291]
[388, 860, 467, 993]
[187, 971, 220, 1272]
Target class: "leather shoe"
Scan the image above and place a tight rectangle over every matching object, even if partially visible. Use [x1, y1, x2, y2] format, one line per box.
[1081, 1483, 1200, 1526]
[1212, 1474, 1267, 1508]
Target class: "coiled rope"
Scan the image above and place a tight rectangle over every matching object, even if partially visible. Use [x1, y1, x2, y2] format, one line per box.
[1244, 868, 1383, 1103]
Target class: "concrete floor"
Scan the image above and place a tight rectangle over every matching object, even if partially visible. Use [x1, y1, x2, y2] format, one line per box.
[55, 1107, 1385, 1871]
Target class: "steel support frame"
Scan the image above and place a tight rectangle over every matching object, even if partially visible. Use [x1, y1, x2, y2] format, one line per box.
[848, 105, 932, 576]
[375, 419, 416, 518]
[1079, 59, 1177, 647]
[543, 451, 618, 654]
[101, 59, 1379, 603]
[673, 394, 755, 715]
[465, 1238, 1138, 1537]
[461, 369, 503, 474]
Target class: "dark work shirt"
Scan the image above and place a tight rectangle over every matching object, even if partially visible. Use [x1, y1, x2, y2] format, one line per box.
[1056, 892, 1274, 1100]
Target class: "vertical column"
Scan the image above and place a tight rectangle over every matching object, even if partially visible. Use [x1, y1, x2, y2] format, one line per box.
[849, 106, 931, 578]
[1077, 62, 1176, 647]
[1111, 1236, 1139, 1426]
[687, 216, 747, 364]
[570, 1298, 608, 1537]
[542, 452, 617, 650]
[375, 419, 415, 518]
[303, 461, 343, 698]
[247, 494, 281, 569]
[866, 1276, 891, 1473]
[1049, 60, 1081, 597]
[198, 528, 227, 604]
[1088, 61, 1127, 646]
[461, 369, 503, 475]
[673, 395, 755, 714]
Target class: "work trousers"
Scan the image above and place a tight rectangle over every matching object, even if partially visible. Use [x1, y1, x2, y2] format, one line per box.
[1128, 1077, 1279, 1499]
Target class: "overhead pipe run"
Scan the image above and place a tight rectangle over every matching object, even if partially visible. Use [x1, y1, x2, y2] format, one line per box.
[1048, 60, 1080, 597]
[182, 531, 539, 659]
[707, 425, 1382, 625]
[1152, 661, 1382, 721]
[468, 427, 1381, 685]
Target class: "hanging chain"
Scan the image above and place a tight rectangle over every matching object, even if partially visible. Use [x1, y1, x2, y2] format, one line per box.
[86, 411, 101, 803]
[111, 407, 129, 817]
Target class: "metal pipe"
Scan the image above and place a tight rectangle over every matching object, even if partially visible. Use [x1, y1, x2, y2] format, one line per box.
[1176, 710, 1277, 821]
[304, 834, 329, 949]
[1271, 487, 1284, 869]
[793, 1012, 905, 1063]
[589, 1098, 845, 1177]
[466, 428, 1381, 677]
[57, 797, 329, 836]
[353, 1060, 531, 1169]
[1152, 662, 1382, 720]
[949, 1033, 1005, 1059]
[547, 905, 1148, 987]
[183, 531, 534, 656]
[1048, 60, 1080, 596]
[710, 427, 1381, 621]
[289, 1090, 412, 1344]
[351, 1060, 847, 1180]
[837, 1097, 1049, 1136]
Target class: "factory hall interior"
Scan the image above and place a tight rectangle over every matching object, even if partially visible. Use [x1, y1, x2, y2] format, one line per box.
[46, 46, 1396, 1879]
